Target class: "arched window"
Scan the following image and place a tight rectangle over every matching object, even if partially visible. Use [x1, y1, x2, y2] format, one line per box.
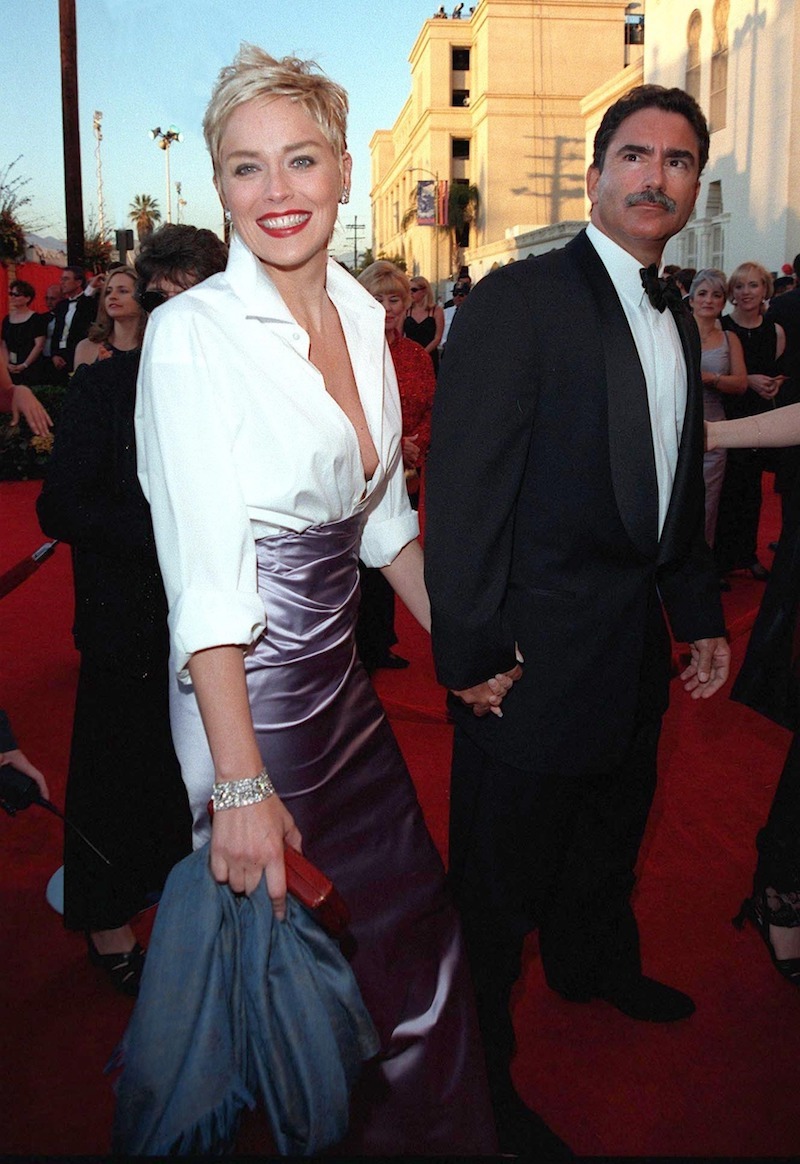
[685, 10, 702, 102]
[710, 0, 729, 132]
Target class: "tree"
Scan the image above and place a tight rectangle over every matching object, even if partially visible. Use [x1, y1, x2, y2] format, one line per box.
[84, 212, 114, 272]
[0, 157, 35, 269]
[443, 183, 480, 273]
[128, 194, 162, 242]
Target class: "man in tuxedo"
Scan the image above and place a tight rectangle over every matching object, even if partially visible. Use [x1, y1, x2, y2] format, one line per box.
[51, 266, 100, 376]
[425, 85, 730, 1154]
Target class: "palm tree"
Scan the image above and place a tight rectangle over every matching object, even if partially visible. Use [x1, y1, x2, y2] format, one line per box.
[444, 183, 480, 273]
[128, 194, 162, 242]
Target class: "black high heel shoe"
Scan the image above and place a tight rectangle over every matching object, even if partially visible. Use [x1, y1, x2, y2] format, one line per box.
[743, 560, 770, 582]
[732, 893, 800, 987]
[87, 934, 145, 997]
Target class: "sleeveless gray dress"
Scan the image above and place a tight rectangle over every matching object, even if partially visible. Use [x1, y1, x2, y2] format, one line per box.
[701, 333, 731, 546]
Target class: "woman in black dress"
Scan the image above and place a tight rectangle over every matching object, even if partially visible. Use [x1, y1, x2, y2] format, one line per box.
[707, 402, 800, 986]
[714, 262, 786, 584]
[1, 280, 48, 385]
[37, 225, 228, 995]
[403, 274, 444, 374]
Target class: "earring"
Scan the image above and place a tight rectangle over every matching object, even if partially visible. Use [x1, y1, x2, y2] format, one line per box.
[340, 189, 350, 205]
[224, 208, 232, 223]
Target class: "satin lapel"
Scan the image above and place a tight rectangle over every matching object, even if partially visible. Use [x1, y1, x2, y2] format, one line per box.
[572, 232, 659, 559]
[657, 303, 701, 564]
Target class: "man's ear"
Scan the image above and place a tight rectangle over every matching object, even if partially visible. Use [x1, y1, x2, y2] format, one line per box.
[586, 164, 600, 209]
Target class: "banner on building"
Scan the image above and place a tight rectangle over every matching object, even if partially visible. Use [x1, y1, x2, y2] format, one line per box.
[416, 180, 436, 226]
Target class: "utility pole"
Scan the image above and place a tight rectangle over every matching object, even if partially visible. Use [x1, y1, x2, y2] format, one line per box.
[345, 216, 366, 271]
[59, 0, 85, 266]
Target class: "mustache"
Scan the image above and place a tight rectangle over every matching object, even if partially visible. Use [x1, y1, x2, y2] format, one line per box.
[625, 189, 677, 213]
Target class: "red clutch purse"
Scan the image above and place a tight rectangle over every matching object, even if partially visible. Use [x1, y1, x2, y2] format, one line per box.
[284, 845, 351, 938]
[206, 799, 350, 937]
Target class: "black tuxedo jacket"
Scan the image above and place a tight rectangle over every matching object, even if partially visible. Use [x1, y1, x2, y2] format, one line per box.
[425, 230, 724, 775]
[51, 292, 98, 371]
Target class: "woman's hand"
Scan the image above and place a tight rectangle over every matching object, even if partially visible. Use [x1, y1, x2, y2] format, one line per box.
[210, 793, 302, 918]
[402, 434, 420, 468]
[11, 386, 52, 436]
[704, 420, 718, 451]
[0, 748, 49, 800]
[749, 374, 780, 399]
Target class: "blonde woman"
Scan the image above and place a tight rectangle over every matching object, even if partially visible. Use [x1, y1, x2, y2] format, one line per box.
[73, 266, 145, 370]
[715, 261, 787, 582]
[404, 273, 444, 373]
[136, 45, 505, 1155]
[688, 268, 746, 547]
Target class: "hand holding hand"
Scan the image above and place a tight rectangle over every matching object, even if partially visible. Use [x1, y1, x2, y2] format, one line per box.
[452, 649, 524, 718]
[680, 636, 730, 699]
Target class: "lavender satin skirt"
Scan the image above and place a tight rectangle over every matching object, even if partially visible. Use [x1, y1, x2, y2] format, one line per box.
[171, 514, 495, 1155]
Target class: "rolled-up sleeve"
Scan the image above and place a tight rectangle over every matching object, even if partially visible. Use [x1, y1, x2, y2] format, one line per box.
[359, 344, 419, 567]
[135, 306, 266, 678]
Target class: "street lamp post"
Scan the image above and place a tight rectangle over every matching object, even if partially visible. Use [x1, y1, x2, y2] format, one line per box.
[407, 166, 440, 303]
[150, 125, 182, 223]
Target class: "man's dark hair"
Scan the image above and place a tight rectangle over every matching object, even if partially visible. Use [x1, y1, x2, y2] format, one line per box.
[793, 253, 800, 280]
[135, 224, 228, 298]
[675, 268, 697, 294]
[773, 275, 795, 295]
[592, 84, 710, 175]
[64, 264, 87, 288]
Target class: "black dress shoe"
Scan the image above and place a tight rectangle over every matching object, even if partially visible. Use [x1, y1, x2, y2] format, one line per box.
[493, 1086, 574, 1160]
[556, 974, 695, 1022]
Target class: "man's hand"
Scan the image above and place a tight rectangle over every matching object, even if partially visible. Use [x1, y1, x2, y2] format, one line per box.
[680, 636, 730, 699]
[52, 356, 66, 371]
[452, 657, 523, 718]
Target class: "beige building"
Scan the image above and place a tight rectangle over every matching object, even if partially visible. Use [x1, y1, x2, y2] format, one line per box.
[370, 0, 644, 294]
[645, 0, 800, 275]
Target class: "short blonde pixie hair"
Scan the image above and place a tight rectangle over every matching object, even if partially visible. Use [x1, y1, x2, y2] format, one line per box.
[203, 44, 349, 178]
[358, 260, 411, 308]
[728, 261, 773, 305]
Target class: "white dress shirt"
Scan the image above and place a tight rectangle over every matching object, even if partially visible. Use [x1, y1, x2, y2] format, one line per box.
[135, 234, 418, 677]
[586, 222, 687, 537]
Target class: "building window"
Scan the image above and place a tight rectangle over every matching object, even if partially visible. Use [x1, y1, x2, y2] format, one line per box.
[452, 139, 470, 159]
[710, 0, 729, 132]
[452, 47, 470, 71]
[685, 10, 702, 103]
[710, 222, 725, 270]
[452, 89, 470, 107]
[706, 180, 723, 218]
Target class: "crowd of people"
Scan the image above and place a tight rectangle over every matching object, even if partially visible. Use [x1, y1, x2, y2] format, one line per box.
[3, 55, 800, 1158]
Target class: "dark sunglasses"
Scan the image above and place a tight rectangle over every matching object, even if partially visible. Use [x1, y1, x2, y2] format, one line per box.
[137, 288, 168, 313]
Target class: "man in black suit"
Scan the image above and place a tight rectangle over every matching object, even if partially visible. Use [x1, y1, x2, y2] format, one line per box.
[767, 254, 800, 524]
[425, 85, 730, 1154]
[51, 266, 100, 376]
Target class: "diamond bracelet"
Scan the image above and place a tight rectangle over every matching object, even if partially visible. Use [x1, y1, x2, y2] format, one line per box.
[212, 767, 276, 811]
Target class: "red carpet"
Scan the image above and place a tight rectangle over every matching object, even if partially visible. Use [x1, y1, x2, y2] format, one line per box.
[2, 478, 799, 1158]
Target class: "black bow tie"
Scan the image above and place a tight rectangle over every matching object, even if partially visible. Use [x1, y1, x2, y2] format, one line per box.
[640, 264, 683, 313]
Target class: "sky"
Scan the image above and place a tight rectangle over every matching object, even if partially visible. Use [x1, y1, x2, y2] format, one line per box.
[2, 0, 445, 259]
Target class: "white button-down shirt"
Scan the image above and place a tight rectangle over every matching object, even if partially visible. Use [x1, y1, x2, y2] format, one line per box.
[135, 234, 418, 676]
[586, 222, 686, 537]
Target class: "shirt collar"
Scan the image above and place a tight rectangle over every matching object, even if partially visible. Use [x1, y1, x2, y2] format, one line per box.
[224, 231, 383, 325]
[586, 222, 656, 307]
